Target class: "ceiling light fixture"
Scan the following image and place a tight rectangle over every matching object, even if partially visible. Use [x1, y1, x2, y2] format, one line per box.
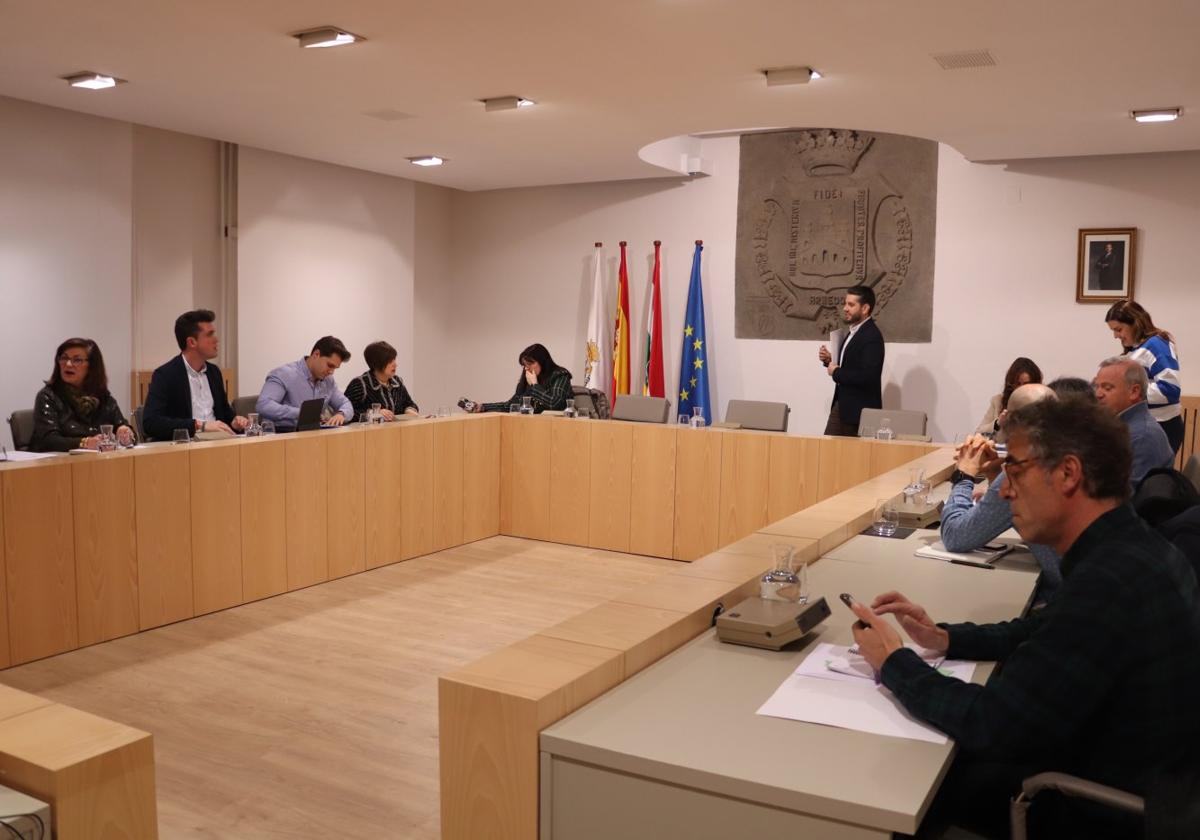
[1132, 108, 1181, 123]
[763, 66, 821, 86]
[294, 27, 365, 48]
[482, 96, 537, 112]
[63, 72, 123, 90]
[408, 156, 446, 167]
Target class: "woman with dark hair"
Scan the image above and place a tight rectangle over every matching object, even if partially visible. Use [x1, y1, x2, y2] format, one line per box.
[30, 338, 134, 451]
[344, 340, 419, 422]
[469, 343, 573, 413]
[1105, 300, 1183, 453]
[975, 357, 1042, 439]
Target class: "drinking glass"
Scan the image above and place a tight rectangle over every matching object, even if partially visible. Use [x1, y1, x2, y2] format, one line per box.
[678, 414, 690, 426]
[245, 412, 262, 437]
[438, 406, 450, 418]
[261, 420, 275, 435]
[98, 424, 117, 452]
[371, 403, 383, 425]
[172, 428, 191, 445]
[872, 498, 899, 536]
[509, 403, 521, 414]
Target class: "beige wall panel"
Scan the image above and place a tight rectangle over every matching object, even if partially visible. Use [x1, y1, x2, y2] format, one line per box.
[135, 449, 192, 630]
[717, 433, 771, 547]
[284, 435, 329, 590]
[327, 431, 366, 579]
[433, 421, 465, 551]
[3, 463, 78, 663]
[190, 445, 242, 616]
[767, 435, 821, 521]
[463, 416, 501, 542]
[672, 429, 723, 561]
[629, 425, 677, 558]
[588, 423, 633, 552]
[240, 439, 288, 601]
[508, 417, 551, 540]
[364, 424, 403, 569]
[499, 415, 514, 534]
[0, 497, 8, 668]
[548, 421, 591, 546]
[72, 456, 139, 646]
[401, 423, 435, 559]
[817, 437, 873, 500]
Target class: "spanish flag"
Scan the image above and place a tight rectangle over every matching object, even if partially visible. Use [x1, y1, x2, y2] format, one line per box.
[611, 241, 631, 398]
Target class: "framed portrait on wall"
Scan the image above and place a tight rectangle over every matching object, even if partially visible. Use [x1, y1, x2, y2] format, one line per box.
[1076, 228, 1136, 303]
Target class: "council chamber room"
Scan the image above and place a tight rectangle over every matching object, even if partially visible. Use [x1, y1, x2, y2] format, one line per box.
[1, 2, 1198, 839]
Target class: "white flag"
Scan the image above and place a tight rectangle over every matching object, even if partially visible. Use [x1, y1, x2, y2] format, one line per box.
[583, 246, 611, 391]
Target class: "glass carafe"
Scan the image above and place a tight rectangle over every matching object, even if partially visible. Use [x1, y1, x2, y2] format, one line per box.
[760, 544, 807, 603]
[875, 417, 895, 441]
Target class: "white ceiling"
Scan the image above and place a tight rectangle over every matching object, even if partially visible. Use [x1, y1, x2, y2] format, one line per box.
[1, 0, 1197, 191]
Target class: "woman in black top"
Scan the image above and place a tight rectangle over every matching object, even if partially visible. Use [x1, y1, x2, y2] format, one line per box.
[344, 341, 419, 422]
[31, 338, 135, 451]
[470, 343, 573, 413]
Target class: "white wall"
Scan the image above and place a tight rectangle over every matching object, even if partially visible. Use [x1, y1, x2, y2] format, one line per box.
[0, 96, 133, 449]
[412, 182, 456, 410]
[237, 147, 416, 401]
[441, 137, 1200, 440]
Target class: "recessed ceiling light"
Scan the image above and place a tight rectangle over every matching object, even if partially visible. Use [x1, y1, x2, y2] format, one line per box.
[408, 156, 446, 167]
[482, 96, 537, 112]
[1132, 108, 1181, 123]
[294, 27, 365, 48]
[762, 67, 821, 86]
[63, 72, 123, 90]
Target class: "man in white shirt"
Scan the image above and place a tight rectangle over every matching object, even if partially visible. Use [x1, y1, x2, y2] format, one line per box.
[817, 285, 885, 436]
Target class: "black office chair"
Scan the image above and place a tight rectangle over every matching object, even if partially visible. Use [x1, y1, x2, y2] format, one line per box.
[7, 409, 34, 451]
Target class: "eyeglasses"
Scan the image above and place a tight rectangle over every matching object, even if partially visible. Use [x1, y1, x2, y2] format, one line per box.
[1000, 453, 1044, 479]
[58, 355, 89, 366]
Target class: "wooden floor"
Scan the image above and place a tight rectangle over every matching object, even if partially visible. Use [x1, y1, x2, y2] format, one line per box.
[0, 536, 678, 839]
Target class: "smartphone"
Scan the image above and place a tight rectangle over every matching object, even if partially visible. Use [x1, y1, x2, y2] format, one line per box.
[457, 398, 477, 413]
[839, 593, 869, 630]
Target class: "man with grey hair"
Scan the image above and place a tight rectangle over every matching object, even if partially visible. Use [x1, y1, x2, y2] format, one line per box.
[1093, 357, 1173, 487]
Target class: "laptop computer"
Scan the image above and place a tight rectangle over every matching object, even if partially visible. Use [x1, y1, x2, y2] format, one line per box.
[296, 398, 326, 432]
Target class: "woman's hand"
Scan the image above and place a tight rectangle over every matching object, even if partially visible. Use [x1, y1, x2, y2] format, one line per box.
[81, 435, 100, 450]
[117, 425, 134, 446]
[525, 369, 537, 387]
[379, 408, 396, 421]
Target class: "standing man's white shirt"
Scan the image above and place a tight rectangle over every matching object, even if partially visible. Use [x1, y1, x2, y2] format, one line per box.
[184, 356, 216, 422]
[838, 315, 873, 364]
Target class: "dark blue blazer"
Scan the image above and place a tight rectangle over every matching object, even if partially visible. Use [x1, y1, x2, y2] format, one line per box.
[831, 317, 885, 427]
[142, 356, 235, 441]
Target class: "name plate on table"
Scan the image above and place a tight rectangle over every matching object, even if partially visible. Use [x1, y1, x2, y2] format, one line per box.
[895, 498, 942, 527]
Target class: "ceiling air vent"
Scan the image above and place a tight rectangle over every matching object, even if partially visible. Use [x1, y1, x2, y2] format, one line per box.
[932, 50, 997, 70]
[363, 109, 413, 122]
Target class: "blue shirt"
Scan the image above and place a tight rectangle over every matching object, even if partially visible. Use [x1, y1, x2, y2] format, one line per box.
[941, 476, 1063, 597]
[256, 359, 353, 427]
[1119, 400, 1175, 487]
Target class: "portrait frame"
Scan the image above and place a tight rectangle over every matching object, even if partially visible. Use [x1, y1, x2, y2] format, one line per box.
[1076, 227, 1136, 303]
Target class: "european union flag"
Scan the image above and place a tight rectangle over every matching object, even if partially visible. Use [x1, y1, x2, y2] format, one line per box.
[677, 242, 712, 424]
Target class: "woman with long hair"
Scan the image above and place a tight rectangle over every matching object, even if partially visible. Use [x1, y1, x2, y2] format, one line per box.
[1105, 300, 1183, 453]
[468, 343, 573, 413]
[975, 357, 1043, 439]
[30, 338, 134, 451]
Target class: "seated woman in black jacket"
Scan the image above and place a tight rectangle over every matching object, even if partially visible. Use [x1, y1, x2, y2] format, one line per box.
[30, 338, 135, 451]
[469, 343, 573, 413]
[344, 340, 419, 422]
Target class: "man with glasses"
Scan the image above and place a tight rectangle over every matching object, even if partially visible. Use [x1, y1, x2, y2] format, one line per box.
[847, 396, 1200, 838]
[1093, 357, 1174, 488]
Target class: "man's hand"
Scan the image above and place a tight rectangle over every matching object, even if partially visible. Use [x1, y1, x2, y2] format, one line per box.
[325, 414, 347, 427]
[955, 434, 997, 477]
[871, 591, 950, 654]
[818, 345, 832, 366]
[849, 600, 904, 671]
[232, 415, 250, 431]
[201, 420, 234, 435]
[826, 363, 838, 377]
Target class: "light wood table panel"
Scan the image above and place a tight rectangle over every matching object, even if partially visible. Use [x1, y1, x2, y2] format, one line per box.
[72, 455, 139, 646]
[768, 435, 821, 521]
[240, 439, 288, 601]
[2, 463, 78, 664]
[433, 421, 465, 552]
[135, 449, 193, 631]
[190, 444, 243, 616]
[499, 415, 515, 534]
[400, 423, 435, 560]
[284, 434, 329, 591]
[817, 437, 874, 499]
[507, 416, 552, 541]
[0, 497, 7, 668]
[869, 440, 937, 477]
[364, 424, 403, 570]
[463, 416, 501, 543]
[540, 601, 701, 680]
[327, 430, 366, 579]
[629, 424, 676, 558]
[588, 423, 633, 552]
[717, 432, 772, 547]
[549, 421, 591, 546]
[673, 429, 723, 561]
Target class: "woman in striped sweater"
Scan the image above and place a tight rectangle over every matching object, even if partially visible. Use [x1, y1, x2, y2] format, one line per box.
[1105, 300, 1184, 453]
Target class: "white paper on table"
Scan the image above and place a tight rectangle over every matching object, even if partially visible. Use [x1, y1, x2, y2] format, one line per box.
[0, 450, 63, 462]
[756, 644, 977, 744]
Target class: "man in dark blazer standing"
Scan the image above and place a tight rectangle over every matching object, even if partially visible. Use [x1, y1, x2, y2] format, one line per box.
[818, 285, 884, 436]
[142, 309, 249, 440]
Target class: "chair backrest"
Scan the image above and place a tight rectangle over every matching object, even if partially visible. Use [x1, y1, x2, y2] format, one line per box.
[611, 395, 670, 424]
[725, 400, 790, 432]
[8, 409, 34, 451]
[857, 407, 927, 437]
[570, 386, 610, 420]
[232, 395, 259, 418]
[1184, 454, 1200, 491]
[132, 406, 145, 442]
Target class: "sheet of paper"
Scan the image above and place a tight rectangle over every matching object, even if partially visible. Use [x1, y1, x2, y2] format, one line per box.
[828, 328, 845, 365]
[0, 450, 63, 462]
[757, 644, 977, 744]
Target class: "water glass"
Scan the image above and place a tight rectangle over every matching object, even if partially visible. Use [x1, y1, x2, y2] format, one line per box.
[261, 419, 275, 435]
[690, 407, 705, 428]
[172, 428, 191, 445]
[872, 498, 899, 536]
[509, 403, 521, 414]
[521, 396, 534, 415]
[370, 403, 383, 425]
[678, 414, 690, 426]
[245, 412, 262, 437]
[438, 406, 450, 418]
[98, 424, 117, 452]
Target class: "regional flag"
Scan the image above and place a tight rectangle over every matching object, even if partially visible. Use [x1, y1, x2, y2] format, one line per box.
[611, 241, 631, 399]
[642, 241, 665, 397]
[583, 243, 611, 392]
[677, 242, 711, 424]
